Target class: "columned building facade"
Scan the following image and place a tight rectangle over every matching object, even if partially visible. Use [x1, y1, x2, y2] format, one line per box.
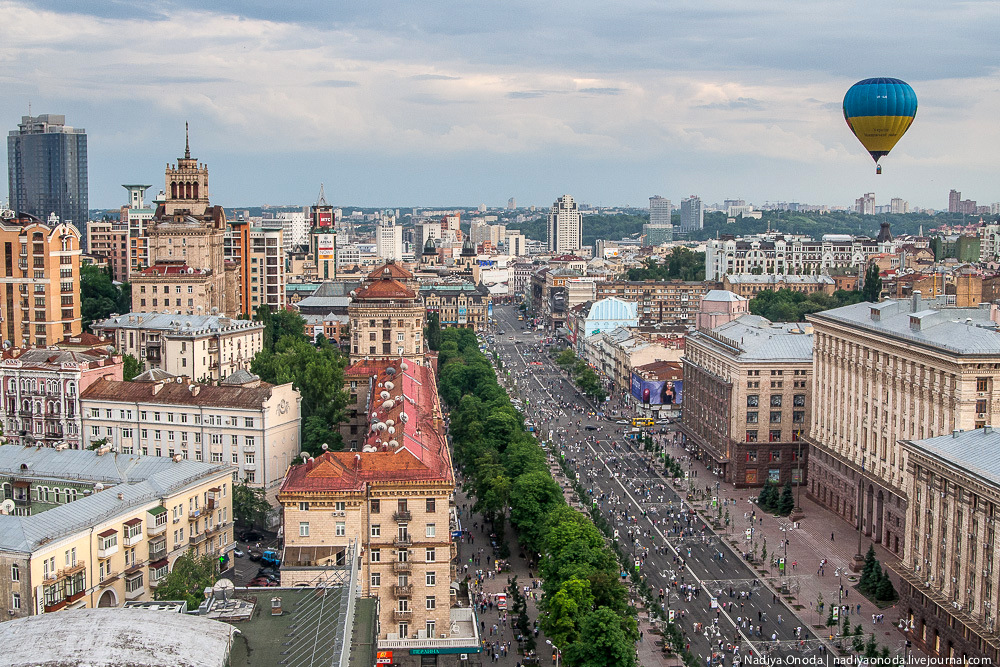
[806, 295, 1000, 558]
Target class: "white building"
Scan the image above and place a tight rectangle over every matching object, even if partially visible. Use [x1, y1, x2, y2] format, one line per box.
[92, 313, 264, 382]
[80, 369, 300, 490]
[547, 194, 583, 254]
[265, 211, 308, 250]
[649, 196, 673, 226]
[505, 233, 527, 257]
[375, 218, 403, 262]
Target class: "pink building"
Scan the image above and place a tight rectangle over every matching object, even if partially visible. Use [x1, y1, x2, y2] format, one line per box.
[0, 347, 123, 449]
[696, 289, 749, 331]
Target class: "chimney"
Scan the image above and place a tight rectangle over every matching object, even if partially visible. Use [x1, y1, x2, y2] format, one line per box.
[271, 597, 282, 616]
[912, 290, 922, 312]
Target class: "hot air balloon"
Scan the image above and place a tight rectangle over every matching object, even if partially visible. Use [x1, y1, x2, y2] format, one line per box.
[843, 77, 917, 174]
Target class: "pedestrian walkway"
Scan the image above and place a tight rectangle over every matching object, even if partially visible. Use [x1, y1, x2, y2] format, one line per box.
[670, 439, 921, 658]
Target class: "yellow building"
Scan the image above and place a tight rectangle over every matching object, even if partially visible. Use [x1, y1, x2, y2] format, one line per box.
[0, 209, 82, 348]
[0, 444, 233, 617]
[348, 262, 425, 364]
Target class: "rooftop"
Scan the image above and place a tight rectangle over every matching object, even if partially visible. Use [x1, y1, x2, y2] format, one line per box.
[0, 445, 230, 552]
[94, 312, 264, 336]
[904, 428, 1000, 488]
[352, 277, 416, 300]
[808, 297, 1000, 355]
[0, 347, 118, 370]
[81, 377, 280, 409]
[366, 261, 413, 281]
[701, 289, 748, 303]
[692, 314, 813, 362]
[725, 274, 835, 285]
[0, 607, 237, 667]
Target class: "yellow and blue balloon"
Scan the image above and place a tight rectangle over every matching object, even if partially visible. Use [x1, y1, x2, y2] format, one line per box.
[843, 77, 917, 174]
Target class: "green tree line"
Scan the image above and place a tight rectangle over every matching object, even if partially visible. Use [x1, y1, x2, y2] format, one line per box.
[438, 328, 638, 667]
[626, 247, 706, 282]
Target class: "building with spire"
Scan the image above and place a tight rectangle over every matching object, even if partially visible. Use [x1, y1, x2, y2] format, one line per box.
[130, 127, 240, 318]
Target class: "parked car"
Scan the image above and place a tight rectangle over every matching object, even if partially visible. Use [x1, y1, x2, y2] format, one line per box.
[233, 548, 245, 558]
[249, 577, 279, 587]
[257, 567, 280, 579]
[248, 549, 262, 562]
[584, 425, 598, 431]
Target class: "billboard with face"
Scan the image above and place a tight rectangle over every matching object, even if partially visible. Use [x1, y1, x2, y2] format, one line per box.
[630, 373, 682, 405]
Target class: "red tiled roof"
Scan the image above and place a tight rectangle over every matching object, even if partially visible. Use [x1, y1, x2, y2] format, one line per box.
[366, 261, 413, 281]
[344, 359, 395, 379]
[353, 278, 416, 300]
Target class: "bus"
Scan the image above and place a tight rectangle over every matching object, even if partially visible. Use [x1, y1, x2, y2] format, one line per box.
[632, 417, 655, 428]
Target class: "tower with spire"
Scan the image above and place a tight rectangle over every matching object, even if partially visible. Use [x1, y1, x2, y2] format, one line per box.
[163, 122, 210, 217]
[311, 184, 334, 229]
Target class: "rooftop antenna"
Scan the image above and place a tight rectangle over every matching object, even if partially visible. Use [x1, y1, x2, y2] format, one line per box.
[184, 122, 190, 159]
[317, 183, 328, 206]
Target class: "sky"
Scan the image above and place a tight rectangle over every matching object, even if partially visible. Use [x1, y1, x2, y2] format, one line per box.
[2, 0, 998, 211]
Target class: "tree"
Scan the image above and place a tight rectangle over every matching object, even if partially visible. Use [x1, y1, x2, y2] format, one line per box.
[861, 263, 882, 303]
[875, 570, 898, 602]
[564, 606, 639, 667]
[859, 545, 879, 594]
[233, 481, 272, 528]
[80, 264, 130, 331]
[778, 481, 795, 516]
[153, 550, 218, 608]
[425, 312, 442, 351]
[122, 354, 142, 381]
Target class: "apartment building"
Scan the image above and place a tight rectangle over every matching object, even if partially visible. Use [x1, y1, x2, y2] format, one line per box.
[899, 429, 1000, 663]
[806, 294, 1000, 557]
[722, 274, 835, 298]
[278, 360, 458, 649]
[0, 444, 233, 618]
[231, 219, 285, 315]
[80, 370, 300, 490]
[0, 209, 82, 347]
[86, 220, 129, 282]
[92, 312, 264, 382]
[348, 262, 425, 364]
[595, 279, 717, 327]
[0, 347, 122, 450]
[681, 314, 813, 487]
[419, 281, 491, 331]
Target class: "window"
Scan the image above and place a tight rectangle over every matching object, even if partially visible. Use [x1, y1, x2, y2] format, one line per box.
[746, 450, 758, 462]
[770, 395, 782, 407]
[397, 332, 404, 342]
[746, 395, 759, 408]
[299, 522, 310, 537]
[371, 572, 381, 587]
[793, 394, 806, 407]
[244, 417, 254, 428]
[10, 564, 18, 582]
[746, 412, 758, 424]
[426, 571, 436, 586]
[425, 524, 436, 538]
[978, 377, 989, 392]
[425, 548, 436, 562]
[371, 500, 380, 514]
[426, 497, 436, 513]
[232, 452, 238, 464]
[770, 450, 781, 462]
[11, 593, 19, 610]
[745, 430, 758, 443]
[335, 501, 346, 512]
[977, 399, 988, 414]
[231, 434, 239, 446]
[125, 573, 144, 593]
[371, 524, 381, 537]
[370, 549, 381, 562]
[336, 522, 345, 536]
[426, 595, 436, 610]
[770, 411, 781, 423]
[398, 623, 408, 639]
[245, 453, 255, 465]
[211, 452, 223, 463]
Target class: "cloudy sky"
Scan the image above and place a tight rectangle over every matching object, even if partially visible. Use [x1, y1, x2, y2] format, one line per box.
[2, 0, 998, 210]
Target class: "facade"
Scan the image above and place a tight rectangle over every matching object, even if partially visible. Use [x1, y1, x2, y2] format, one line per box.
[704, 229, 895, 281]
[0, 210, 83, 347]
[722, 274, 836, 298]
[855, 192, 876, 215]
[86, 220, 129, 283]
[595, 280, 717, 327]
[7, 115, 88, 244]
[547, 194, 583, 254]
[642, 223, 674, 246]
[121, 184, 154, 278]
[505, 233, 527, 257]
[806, 295, 1000, 558]
[695, 289, 749, 331]
[0, 347, 122, 450]
[419, 282, 491, 331]
[649, 196, 673, 227]
[80, 371, 300, 489]
[92, 312, 264, 382]
[681, 315, 813, 487]
[348, 262, 425, 363]
[679, 195, 703, 232]
[896, 429, 1000, 663]
[231, 220, 284, 315]
[278, 360, 459, 647]
[0, 444, 232, 617]
[376, 218, 404, 262]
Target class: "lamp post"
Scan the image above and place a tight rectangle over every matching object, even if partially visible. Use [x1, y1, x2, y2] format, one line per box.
[546, 639, 562, 667]
[852, 455, 867, 572]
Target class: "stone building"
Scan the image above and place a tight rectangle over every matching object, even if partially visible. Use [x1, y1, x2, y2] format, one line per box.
[278, 360, 458, 649]
[348, 262, 425, 364]
[722, 274, 836, 298]
[419, 281, 491, 331]
[806, 294, 1000, 558]
[594, 280, 718, 328]
[681, 314, 813, 487]
[0, 209, 82, 347]
[899, 429, 1000, 663]
[0, 347, 122, 450]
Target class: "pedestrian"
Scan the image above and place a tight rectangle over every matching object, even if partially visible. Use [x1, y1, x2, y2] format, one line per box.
[831, 532, 835, 541]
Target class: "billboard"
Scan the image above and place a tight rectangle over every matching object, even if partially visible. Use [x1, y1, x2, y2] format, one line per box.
[630, 373, 682, 405]
[315, 234, 336, 261]
[603, 247, 621, 259]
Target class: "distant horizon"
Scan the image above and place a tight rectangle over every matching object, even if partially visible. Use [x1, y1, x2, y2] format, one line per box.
[2, 1, 997, 212]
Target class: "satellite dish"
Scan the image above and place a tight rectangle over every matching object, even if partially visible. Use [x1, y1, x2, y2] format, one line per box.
[0, 499, 13, 515]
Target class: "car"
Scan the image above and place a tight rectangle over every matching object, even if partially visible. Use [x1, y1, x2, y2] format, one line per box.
[233, 548, 245, 558]
[616, 419, 630, 425]
[249, 576, 279, 587]
[241, 531, 263, 542]
[584, 425, 598, 431]
[257, 566, 280, 577]
[248, 549, 262, 562]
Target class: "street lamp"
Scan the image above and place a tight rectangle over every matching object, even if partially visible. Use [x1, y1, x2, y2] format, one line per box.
[546, 639, 562, 667]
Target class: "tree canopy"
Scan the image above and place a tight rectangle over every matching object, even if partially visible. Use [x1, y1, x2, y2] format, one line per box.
[748, 288, 863, 322]
[626, 248, 705, 282]
[153, 550, 218, 608]
[80, 264, 130, 331]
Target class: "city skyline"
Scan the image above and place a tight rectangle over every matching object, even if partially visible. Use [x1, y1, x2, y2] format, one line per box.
[1, 1, 998, 210]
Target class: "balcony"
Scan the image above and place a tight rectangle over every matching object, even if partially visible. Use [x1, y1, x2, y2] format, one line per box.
[43, 597, 67, 613]
[98, 543, 119, 560]
[188, 508, 202, 520]
[392, 510, 412, 522]
[392, 584, 413, 596]
[393, 609, 413, 621]
[392, 561, 412, 574]
[393, 535, 412, 548]
[124, 532, 142, 547]
[190, 531, 208, 546]
[147, 519, 167, 537]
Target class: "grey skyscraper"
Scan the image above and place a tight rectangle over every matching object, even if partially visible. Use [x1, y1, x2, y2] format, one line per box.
[8, 114, 88, 241]
[680, 195, 703, 232]
[649, 196, 673, 226]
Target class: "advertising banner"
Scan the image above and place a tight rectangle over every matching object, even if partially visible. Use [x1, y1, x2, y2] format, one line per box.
[316, 234, 336, 261]
[629, 373, 682, 405]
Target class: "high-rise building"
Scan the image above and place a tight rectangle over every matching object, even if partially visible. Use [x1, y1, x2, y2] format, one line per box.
[854, 192, 876, 215]
[375, 217, 403, 261]
[889, 197, 909, 214]
[7, 114, 88, 246]
[642, 223, 673, 246]
[949, 189, 962, 213]
[679, 196, 703, 232]
[0, 208, 82, 347]
[86, 219, 129, 282]
[649, 196, 673, 226]
[121, 184, 153, 278]
[547, 194, 582, 253]
[231, 220, 285, 315]
[507, 197, 517, 209]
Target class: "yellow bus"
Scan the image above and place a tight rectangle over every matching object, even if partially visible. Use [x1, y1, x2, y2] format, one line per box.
[632, 417, 655, 428]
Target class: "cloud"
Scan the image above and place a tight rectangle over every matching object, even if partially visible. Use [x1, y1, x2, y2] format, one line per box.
[313, 79, 360, 88]
[410, 74, 461, 81]
[696, 97, 764, 111]
[578, 87, 622, 95]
